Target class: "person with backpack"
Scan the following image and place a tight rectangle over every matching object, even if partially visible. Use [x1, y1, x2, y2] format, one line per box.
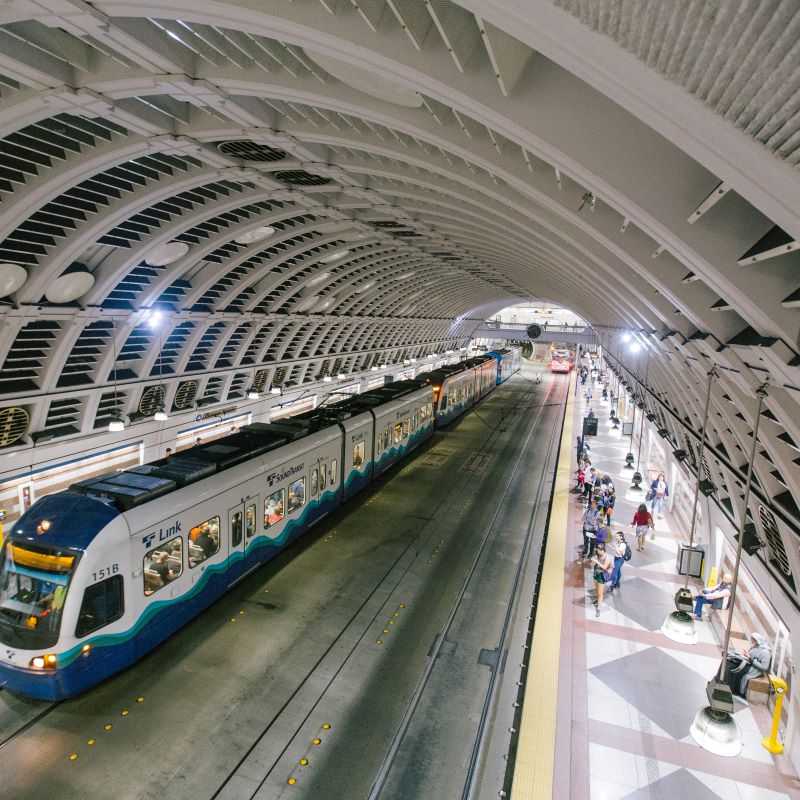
[607, 532, 630, 593]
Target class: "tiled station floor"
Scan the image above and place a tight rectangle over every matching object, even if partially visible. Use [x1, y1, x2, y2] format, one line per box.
[552, 377, 800, 800]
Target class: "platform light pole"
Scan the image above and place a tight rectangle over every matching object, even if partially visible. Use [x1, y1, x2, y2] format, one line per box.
[690, 382, 768, 757]
[629, 344, 650, 492]
[662, 367, 717, 645]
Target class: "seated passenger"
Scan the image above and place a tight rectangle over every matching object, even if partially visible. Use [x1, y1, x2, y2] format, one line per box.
[151, 551, 173, 585]
[268, 501, 284, 525]
[194, 525, 216, 558]
[288, 491, 301, 512]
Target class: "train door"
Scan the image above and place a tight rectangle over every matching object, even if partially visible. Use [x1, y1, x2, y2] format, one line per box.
[227, 499, 258, 584]
[317, 456, 330, 503]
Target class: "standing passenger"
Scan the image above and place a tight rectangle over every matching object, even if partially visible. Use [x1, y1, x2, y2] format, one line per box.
[581, 500, 601, 560]
[608, 532, 628, 592]
[591, 544, 613, 617]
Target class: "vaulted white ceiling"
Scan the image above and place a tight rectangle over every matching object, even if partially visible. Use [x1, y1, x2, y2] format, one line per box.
[0, 1, 798, 606]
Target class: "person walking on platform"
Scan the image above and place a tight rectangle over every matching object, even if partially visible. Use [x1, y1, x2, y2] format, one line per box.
[608, 532, 628, 592]
[649, 472, 669, 519]
[631, 503, 654, 552]
[590, 543, 613, 617]
[581, 500, 601, 560]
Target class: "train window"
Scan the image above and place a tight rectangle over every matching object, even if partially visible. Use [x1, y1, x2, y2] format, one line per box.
[402, 419, 409, 438]
[427, 402, 433, 418]
[231, 511, 243, 547]
[311, 468, 319, 495]
[353, 440, 365, 468]
[330, 459, 338, 484]
[188, 517, 220, 569]
[143, 536, 184, 595]
[288, 479, 305, 514]
[393, 424, 402, 444]
[383, 430, 390, 450]
[319, 466, 327, 492]
[440, 395, 448, 411]
[76, 576, 124, 638]
[246, 505, 256, 539]
[265, 489, 285, 529]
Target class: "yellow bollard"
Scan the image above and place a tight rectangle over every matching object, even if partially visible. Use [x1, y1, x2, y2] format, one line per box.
[762, 674, 788, 754]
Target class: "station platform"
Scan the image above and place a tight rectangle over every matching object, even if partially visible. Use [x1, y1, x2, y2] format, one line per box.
[512, 374, 800, 800]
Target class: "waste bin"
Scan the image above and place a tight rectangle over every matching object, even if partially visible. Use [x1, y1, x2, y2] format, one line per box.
[677, 542, 704, 578]
[582, 416, 598, 436]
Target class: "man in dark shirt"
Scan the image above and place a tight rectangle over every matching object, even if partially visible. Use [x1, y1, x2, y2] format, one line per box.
[195, 526, 216, 559]
[151, 552, 172, 585]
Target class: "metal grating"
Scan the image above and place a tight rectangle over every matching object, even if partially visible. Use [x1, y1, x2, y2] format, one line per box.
[0, 406, 29, 447]
[216, 141, 288, 161]
[274, 170, 331, 186]
[139, 385, 165, 416]
[173, 380, 198, 410]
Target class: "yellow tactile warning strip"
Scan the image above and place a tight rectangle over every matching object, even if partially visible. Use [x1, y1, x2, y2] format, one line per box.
[510, 390, 574, 800]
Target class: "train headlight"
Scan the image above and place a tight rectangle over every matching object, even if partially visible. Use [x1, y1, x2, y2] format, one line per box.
[29, 654, 57, 669]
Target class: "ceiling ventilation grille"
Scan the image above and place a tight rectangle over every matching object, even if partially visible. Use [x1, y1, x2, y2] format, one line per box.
[173, 380, 197, 410]
[0, 406, 29, 447]
[759, 505, 794, 582]
[216, 141, 288, 162]
[253, 369, 271, 392]
[139, 385, 165, 416]
[274, 170, 331, 186]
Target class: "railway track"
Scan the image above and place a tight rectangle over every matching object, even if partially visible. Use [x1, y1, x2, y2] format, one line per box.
[210, 373, 549, 800]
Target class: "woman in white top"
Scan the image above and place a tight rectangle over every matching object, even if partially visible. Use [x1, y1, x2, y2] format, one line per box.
[608, 532, 628, 593]
[590, 544, 613, 617]
[649, 473, 669, 518]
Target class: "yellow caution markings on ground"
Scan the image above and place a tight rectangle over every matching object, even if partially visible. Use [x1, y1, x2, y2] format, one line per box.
[511, 393, 573, 800]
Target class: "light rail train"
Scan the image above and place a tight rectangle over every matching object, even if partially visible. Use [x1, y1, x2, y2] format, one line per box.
[0, 354, 517, 700]
[484, 348, 522, 385]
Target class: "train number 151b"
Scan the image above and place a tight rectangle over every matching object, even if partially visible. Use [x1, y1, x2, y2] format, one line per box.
[91, 564, 120, 583]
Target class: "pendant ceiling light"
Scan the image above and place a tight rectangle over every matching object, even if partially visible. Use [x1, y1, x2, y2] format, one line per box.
[151, 311, 169, 422]
[45, 269, 94, 304]
[145, 241, 189, 267]
[108, 317, 125, 433]
[234, 225, 276, 245]
[0, 263, 28, 298]
[320, 249, 349, 264]
[662, 367, 717, 646]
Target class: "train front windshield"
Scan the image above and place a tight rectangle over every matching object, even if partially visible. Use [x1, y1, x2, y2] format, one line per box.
[0, 541, 76, 649]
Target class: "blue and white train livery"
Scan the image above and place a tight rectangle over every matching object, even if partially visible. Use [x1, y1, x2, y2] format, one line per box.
[0, 380, 434, 700]
[484, 347, 521, 385]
